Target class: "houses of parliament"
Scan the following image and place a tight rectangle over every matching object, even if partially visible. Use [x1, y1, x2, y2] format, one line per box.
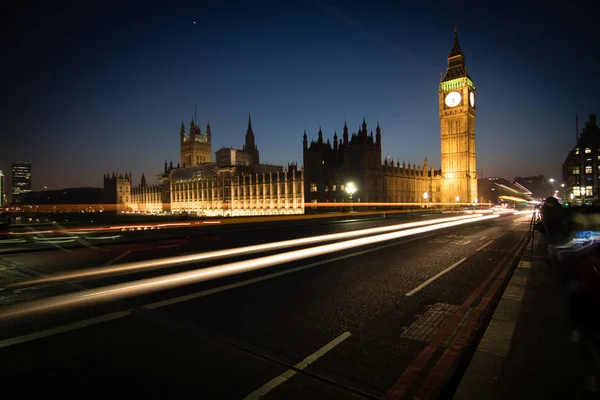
[105, 30, 477, 215]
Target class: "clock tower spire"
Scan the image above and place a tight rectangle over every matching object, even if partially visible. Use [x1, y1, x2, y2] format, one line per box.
[439, 28, 477, 204]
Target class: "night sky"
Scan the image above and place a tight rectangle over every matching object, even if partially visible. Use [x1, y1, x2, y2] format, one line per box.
[2, 0, 598, 200]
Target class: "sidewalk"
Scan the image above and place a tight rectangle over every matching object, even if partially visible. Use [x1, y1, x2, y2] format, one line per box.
[454, 233, 594, 400]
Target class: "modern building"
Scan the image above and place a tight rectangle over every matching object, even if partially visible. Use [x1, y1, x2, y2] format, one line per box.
[12, 161, 32, 202]
[105, 117, 304, 216]
[303, 29, 477, 206]
[563, 114, 600, 204]
[0, 170, 5, 207]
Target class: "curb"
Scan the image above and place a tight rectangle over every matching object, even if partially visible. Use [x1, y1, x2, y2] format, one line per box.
[453, 234, 538, 399]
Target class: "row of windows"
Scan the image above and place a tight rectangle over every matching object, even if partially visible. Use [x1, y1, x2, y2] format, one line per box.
[574, 148, 600, 155]
[572, 165, 600, 175]
[310, 183, 344, 193]
[572, 186, 594, 196]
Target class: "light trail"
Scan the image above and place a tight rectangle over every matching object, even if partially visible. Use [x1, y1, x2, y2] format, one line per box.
[0, 214, 500, 320]
[17, 215, 480, 286]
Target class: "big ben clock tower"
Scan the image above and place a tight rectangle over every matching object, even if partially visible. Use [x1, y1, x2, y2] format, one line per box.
[439, 28, 477, 204]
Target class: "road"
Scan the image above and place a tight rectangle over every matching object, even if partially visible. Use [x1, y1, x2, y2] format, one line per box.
[0, 212, 532, 399]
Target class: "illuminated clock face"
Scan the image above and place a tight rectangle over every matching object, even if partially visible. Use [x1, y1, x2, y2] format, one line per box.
[445, 91, 462, 107]
[469, 92, 475, 107]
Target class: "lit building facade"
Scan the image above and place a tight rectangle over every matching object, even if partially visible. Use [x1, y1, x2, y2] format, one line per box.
[12, 161, 32, 202]
[105, 117, 304, 216]
[563, 114, 600, 204]
[439, 29, 477, 204]
[303, 30, 476, 206]
[180, 120, 212, 168]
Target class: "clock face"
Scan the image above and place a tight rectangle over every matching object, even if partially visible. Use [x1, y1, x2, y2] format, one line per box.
[469, 92, 475, 107]
[445, 91, 462, 108]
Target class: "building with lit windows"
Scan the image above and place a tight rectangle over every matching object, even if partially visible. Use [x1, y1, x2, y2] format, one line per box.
[0, 170, 6, 207]
[303, 29, 477, 206]
[12, 161, 32, 202]
[105, 116, 304, 216]
[563, 114, 599, 205]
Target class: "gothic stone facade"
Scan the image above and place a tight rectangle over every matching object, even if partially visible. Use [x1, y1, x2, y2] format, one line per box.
[105, 116, 304, 216]
[303, 120, 440, 206]
[304, 29, 476, 206]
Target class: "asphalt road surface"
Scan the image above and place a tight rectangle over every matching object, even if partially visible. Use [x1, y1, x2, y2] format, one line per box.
[0, 212, 532, 399]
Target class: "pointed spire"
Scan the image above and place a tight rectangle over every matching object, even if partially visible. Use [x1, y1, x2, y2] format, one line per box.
[303, 129, 308, 150]
[449, 26, 462, 57]
[247, 114, 253, 132]
[442, 27, 469, 82]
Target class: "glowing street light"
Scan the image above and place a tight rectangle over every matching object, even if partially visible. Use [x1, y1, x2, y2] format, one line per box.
[456, 195, 461, 202]
[346, 182, 357, 212]
[549, 178, 555, 183]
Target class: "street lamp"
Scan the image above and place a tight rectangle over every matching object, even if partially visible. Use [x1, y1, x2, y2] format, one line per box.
[581, 186, 586, 204]
[346, 182, 357, 212]
[548, 178, 555, 197]
[560, 183, 565, 200]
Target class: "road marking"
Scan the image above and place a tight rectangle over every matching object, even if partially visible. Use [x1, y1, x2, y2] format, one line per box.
[143, 234, 433, 310]
[476, 240, 494, 252]
[243, 332, 351, 400]
[405, 257, 468, 296]
[0, 310, 132, 349]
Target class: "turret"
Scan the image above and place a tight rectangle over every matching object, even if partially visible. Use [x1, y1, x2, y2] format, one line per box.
[343, 121, 349, 146]
[303, 130, 308, 151]
[333, 130, 338, 151]
[206, 122, 211, 141]
[318, 127, 323, 144]
[180, 122, 185, 141]
[376, 122, 381, 146]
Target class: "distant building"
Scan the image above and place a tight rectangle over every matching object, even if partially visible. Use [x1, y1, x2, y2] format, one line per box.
[478, 177, 535, 204]
[513, 175, 552, 200]
[11, 187, 103, 207]
[0, 170, 5, 207]
[216, 148, 254, 168]
[105, 116, 303, 216]
[563, 114, 599, 205]
[12, 161, 32, 202]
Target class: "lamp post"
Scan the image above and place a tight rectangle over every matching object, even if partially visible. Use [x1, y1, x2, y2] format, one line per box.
[548, 178, 555, 198]
[423, 191, 429, 208]
[560, 183, 565, 200]
[346, 182, 357, 212]
[581, 186, 586, 205]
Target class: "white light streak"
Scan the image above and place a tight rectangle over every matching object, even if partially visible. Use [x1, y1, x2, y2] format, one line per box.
[0, 214, 499, 320]
[18, 215, 480, 286]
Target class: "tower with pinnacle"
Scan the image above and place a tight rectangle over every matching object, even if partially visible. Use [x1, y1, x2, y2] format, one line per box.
[439, 28, 477, 204]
